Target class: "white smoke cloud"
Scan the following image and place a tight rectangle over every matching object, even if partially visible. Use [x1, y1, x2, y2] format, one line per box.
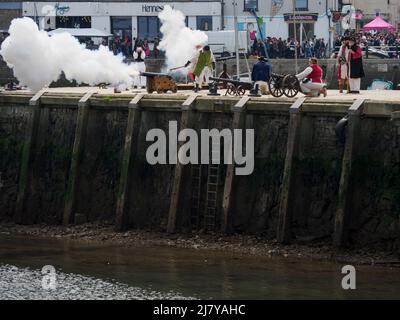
[0, 17, 138, 92]
[158, 5, 208, 70]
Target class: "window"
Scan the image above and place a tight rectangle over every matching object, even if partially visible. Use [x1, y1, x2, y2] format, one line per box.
[111, 17, 132, 40]
[56, 16, 91, 28]
[244, 0, 258, 12]
[196, 16, 212, 31]
[295, 0, 308, 11]
[289, 22, 314, 41]
[138, 16, 161, 41]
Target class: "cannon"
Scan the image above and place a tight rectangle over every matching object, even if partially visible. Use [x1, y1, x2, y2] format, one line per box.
[97, 82, 109, 89]
[209, 77, 253, 96]
[4, 79, 22, 91]
[140, 72, 178, 94]
[268, 73, 301, 98]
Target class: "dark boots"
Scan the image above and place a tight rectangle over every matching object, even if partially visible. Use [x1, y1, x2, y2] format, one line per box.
[193, 84, 200, 93]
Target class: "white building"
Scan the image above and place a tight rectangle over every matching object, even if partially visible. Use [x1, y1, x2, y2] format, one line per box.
[21, 1, 341, 47]
[22, 1, 222, 41]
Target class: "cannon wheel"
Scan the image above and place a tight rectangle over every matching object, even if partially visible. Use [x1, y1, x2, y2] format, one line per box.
[282, 75, 300, 98]
[226, 84, 237, 96]
[268, 76, 284, 97]
[236, 85, 246, 96]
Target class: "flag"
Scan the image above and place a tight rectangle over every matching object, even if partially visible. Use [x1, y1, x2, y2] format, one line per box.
[250, 9, 264, 39]
[257, 16, 263, 28]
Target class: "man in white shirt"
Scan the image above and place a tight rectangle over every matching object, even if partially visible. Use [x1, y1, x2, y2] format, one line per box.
[296, 57, 327, 97]
[185, 45, 216, 92]
[337, 36, 350, 93]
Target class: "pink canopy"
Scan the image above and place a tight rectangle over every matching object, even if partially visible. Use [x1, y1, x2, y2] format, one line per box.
[362, 16, 396, 32]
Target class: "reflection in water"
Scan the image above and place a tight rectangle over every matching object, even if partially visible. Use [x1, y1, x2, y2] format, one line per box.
[0, 234, 399, 299]
[221, 259, 233, 299]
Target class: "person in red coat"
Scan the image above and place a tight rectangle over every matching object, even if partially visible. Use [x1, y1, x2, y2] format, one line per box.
[296, 57, 327, 97]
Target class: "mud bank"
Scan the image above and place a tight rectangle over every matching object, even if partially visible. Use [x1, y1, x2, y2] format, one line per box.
[1, 222, 399, 267]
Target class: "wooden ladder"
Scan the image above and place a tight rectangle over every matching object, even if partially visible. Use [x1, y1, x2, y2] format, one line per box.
[203, 117, 226, 232]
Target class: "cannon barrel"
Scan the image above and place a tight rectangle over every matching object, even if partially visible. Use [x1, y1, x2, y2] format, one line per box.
[215, 56, 237, 62]
[270, 72, 287, 79]
[140, 71, 171, 78]
[210, 77, 253, 88]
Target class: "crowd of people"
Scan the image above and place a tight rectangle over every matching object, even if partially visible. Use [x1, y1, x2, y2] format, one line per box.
[334, 31, 400, 58]
[250, 31, 400, 60]
[250, 36, 328, 59]
[109, 36, 161, 58]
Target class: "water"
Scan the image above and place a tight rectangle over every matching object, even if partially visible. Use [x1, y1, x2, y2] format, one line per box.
[0, 234, 399, 299]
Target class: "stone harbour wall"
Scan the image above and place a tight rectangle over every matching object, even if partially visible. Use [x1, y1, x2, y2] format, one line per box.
[0, 92, 399, 252]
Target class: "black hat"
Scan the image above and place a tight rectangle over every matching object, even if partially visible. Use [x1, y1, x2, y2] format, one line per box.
[343, 36, 350, 41]
[258, 56, 268, 62]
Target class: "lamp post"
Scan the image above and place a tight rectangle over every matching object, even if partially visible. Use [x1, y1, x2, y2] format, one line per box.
[233, 0, 240, 80]
[327, 0, 332, 56]
[292, 0, 298, 74]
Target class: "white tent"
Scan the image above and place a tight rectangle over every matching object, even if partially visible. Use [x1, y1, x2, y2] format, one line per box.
[47, 28, 112, 37]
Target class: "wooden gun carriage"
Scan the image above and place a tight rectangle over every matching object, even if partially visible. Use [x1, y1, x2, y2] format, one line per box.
[268, 73, 301, 98]
[210, 74, 301, 98]
[140, 72, 178, 94]
[209, 77, 253, 96]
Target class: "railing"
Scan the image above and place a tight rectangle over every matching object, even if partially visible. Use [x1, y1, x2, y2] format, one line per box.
[333, 45, 400, 58]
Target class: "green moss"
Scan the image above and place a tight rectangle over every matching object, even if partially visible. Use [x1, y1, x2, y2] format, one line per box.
[102, 96, 114, 102]
[38, 143, 72, 162]
[353, 155, 400, 216]
[294, 156, 341, 178]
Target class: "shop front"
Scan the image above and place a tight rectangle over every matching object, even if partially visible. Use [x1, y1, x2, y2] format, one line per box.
[22, 1, 222, 41]
[284, 13, 318, 42]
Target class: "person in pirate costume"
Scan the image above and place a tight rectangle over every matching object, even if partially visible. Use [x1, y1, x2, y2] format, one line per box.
[133, 45, 146, 89]
[348, 36, 365, 94]
[337, 36, 350, 93]
[185, 45, 216, 93]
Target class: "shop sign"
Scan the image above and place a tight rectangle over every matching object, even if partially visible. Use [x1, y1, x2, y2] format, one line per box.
[142, 5, 165, 13]
[284, 13, 318, 22]
[54, 3, 70, 16]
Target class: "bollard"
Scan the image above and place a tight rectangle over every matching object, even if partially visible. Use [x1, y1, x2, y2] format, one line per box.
[207, 82, 220, 96]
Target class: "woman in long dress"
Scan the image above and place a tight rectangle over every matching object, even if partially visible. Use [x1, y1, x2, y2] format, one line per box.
[348, 37, 365, 94]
